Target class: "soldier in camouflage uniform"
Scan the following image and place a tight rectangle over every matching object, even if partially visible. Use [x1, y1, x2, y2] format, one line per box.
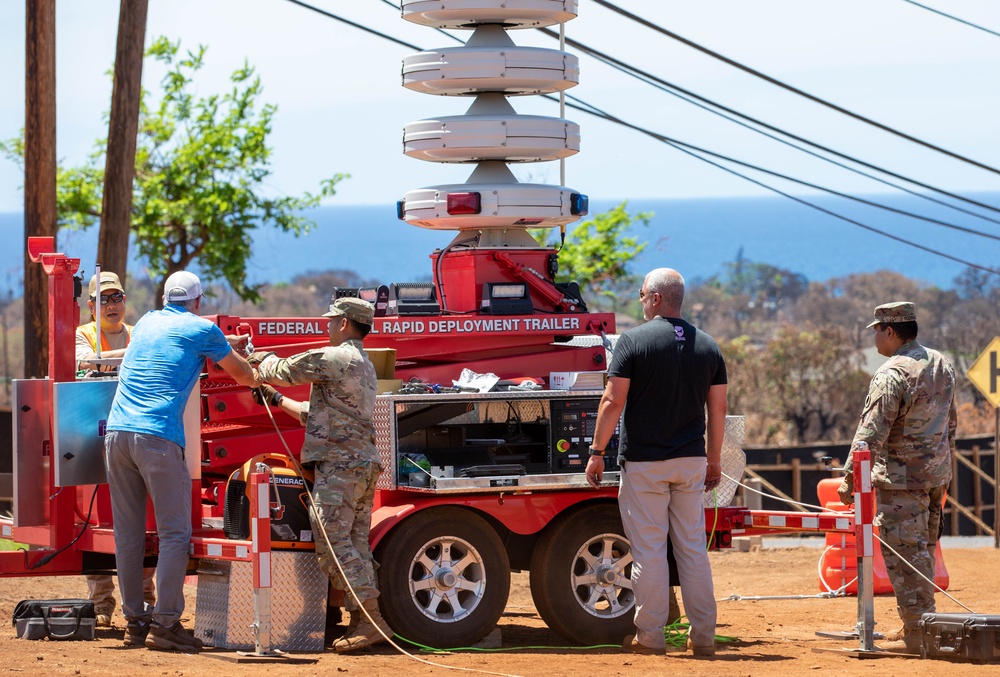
[839, 301, 957, 654]
[254, 297, 392, 653]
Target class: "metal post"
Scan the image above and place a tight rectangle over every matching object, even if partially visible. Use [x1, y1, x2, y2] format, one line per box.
[249, 470, 273, 655]
[853, 444, 875, 652]
[233, 468, 313, 664]
[745, 478, 762, 511]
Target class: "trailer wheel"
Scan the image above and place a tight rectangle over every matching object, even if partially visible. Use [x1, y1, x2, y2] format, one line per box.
[529, 504, 635, 645]
[376, 507, 510, 648]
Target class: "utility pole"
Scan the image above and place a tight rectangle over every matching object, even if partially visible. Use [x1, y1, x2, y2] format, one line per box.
[98, 0, 148, 278]
[23, 0, 57, 379]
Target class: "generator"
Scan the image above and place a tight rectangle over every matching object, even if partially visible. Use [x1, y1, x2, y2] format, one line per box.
[223, 453, 315, 549]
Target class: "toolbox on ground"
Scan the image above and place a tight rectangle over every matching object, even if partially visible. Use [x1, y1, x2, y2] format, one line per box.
[919, 612, 1000, 662]
[12, 599, 96, 641]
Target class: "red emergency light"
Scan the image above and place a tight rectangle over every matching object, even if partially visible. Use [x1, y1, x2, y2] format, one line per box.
[446, 192, 481, 215]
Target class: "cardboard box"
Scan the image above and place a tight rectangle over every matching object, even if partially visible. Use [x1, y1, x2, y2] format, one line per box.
[549, 371, 606, 391]
[365, 348, 397, 378]
[377, 379, 403, 395]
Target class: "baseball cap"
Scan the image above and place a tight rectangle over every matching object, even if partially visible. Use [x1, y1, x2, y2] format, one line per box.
[866, 301, 917, 328]
[88, 272, 125, 297]
[163, 271, 203, 303]
[323, 297, 375, 325]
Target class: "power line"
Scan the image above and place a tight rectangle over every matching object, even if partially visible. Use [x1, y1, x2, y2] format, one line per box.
[374, 1, 1000, 223]
[283, 0, 420, 50]
[900, 0, 1000, 39]
[561, 96, 998, 274]
[286, 0, 997, 273]
[537, 27, 1000, 223]
[591, 0, 1000, 177]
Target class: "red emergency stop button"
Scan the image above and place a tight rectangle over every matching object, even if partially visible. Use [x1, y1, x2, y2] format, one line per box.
[557, 439, 570, 453]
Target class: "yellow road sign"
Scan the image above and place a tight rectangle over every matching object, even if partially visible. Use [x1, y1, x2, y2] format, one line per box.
[968, 337, 1000, 408]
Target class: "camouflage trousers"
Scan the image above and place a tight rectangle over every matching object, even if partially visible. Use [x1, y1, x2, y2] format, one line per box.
[875, 485, 945, 627]
[309, 461, 381, 609]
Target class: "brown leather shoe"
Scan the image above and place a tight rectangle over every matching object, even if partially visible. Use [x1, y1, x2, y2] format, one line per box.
[123, 620, 150, 648]
[145, 621, 204, 652]
[686, 637, 716, 657]
[622, 635, 666, 656]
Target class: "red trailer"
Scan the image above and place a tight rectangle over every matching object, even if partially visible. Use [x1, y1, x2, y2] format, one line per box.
[2, 236, 757, 649]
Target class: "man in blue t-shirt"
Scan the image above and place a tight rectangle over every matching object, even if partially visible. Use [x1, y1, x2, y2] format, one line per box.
[587, 267, 727, 658]
[105, 271, 261, 651]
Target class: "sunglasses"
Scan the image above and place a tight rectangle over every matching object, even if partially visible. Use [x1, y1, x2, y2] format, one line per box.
[91, 292, 125, 305]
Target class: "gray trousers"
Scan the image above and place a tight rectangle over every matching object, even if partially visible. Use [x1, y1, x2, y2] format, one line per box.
[618, 456, 717, 649]
[105, 430, 192, 627]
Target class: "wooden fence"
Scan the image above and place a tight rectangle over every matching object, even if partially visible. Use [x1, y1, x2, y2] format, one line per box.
[739, 435, 995, 537]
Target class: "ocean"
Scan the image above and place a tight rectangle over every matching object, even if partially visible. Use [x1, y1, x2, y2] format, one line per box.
[1, 191, 997, 295]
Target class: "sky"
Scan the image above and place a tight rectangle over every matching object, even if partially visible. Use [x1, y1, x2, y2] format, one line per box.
[0, 0, 998, 214]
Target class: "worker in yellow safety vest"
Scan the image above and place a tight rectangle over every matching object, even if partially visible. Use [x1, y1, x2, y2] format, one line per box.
[76, 272, 132, 373]
[75, 271, 155, 626]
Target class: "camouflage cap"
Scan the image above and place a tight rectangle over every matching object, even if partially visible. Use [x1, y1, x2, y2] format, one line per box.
[866, 301, 917, 328]
[88, 271, 125, 296]
[324, 297, 375, 325]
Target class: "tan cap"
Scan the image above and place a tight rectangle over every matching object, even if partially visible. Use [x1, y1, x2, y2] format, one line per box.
[323, 297, 374, 325]
[89, 272, 125, 297]
[867, 301, 917, 328]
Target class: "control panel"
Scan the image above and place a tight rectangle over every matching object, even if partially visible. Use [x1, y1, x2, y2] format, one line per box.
[549, 398, 618, 472]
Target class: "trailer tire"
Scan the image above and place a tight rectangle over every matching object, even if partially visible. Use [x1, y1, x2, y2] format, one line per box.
[529, 504, 635, 645]
[376, 507, 510, 648]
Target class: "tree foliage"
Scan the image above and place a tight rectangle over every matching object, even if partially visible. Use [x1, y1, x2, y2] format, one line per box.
[3, 37, 346, 305]
[531, 201, 649, 310]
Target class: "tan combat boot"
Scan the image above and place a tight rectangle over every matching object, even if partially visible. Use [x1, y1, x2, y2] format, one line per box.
[334, 598, 393, 653]
[882, 613, 922, 654]
[339, 605, 360, 640]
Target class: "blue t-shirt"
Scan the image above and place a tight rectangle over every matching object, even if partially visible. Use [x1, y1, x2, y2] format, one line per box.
[107, 304, 232, 447]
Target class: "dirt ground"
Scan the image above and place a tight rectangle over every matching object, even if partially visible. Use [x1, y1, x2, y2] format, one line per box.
[1, 543, 999, 676]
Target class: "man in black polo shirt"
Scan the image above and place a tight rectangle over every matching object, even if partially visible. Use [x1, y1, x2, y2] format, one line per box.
[587, 267, 727, 657]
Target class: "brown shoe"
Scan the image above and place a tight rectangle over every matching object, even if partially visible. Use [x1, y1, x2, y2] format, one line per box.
[123, 620, 150, 648]
[145, 621, 204, 652]
[333, 599, 392, 653]
[686, 637, 715, 657]
[96, 613, 112, 628]
[622, 635, 666, 656]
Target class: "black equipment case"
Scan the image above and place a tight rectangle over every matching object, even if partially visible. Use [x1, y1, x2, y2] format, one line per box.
[919, 613, 1000, 662]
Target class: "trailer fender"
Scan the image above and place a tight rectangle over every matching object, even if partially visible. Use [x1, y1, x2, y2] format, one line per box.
[370, 490, 619, 550]
[369, 502, 418, 550]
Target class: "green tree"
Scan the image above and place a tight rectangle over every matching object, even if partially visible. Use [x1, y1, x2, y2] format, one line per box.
[531, 201, 649, 311]
[2, 37, 346, 305]
[761, 325, 870, 443]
